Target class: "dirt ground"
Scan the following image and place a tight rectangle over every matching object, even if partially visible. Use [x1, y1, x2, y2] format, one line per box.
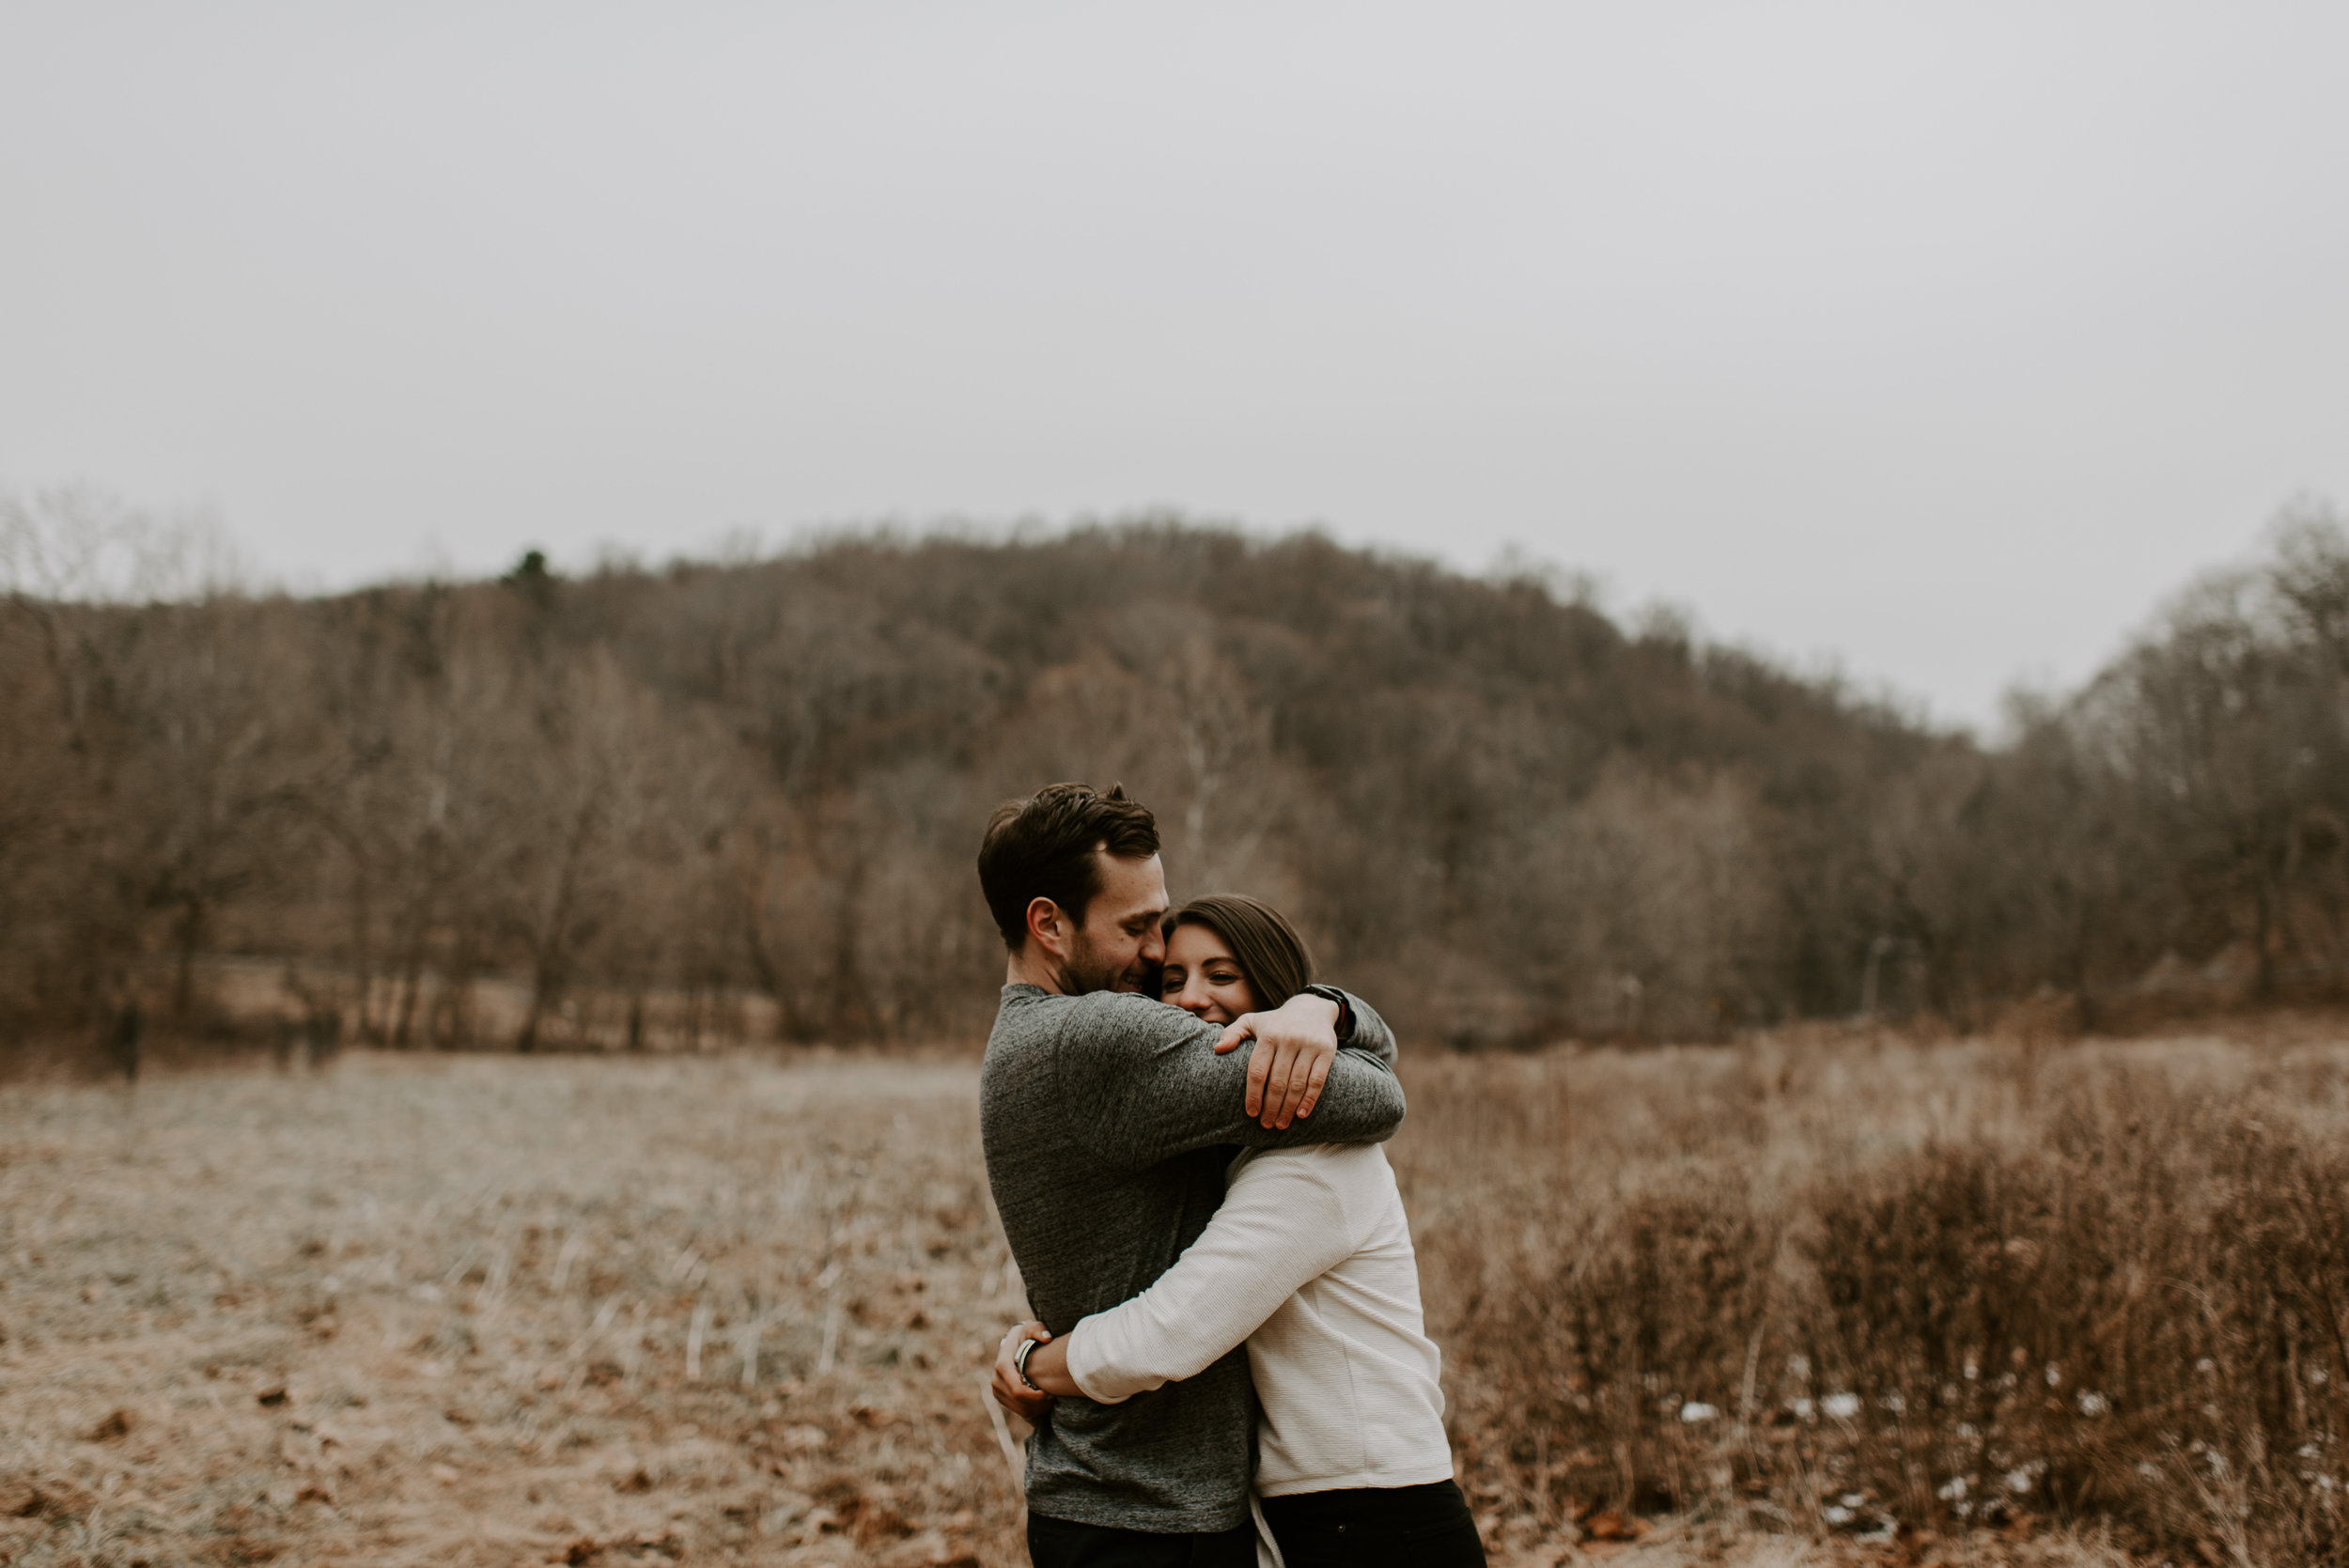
[0, 1050, 2174, 1567]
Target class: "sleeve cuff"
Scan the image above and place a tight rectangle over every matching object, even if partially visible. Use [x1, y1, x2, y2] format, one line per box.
[1061, 1322, 1140, 1406]
[1302, 985, 1354, 1041]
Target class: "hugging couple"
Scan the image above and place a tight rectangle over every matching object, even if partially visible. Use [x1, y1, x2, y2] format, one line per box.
[976, 783, 1485, 1568]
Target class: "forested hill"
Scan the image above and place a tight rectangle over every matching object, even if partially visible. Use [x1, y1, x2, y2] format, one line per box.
[7, 511, 2346, 1050]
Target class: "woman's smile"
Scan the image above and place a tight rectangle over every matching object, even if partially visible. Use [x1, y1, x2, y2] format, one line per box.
[1160, 923, 1259, 1025]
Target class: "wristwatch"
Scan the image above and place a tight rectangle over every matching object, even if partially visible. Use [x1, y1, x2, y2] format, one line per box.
[1300, 984, 1355, 1042]
[1013, 1334, 1045, 1392]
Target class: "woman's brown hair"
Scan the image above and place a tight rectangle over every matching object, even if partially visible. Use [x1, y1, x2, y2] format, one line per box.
[1162, 894, 1317, 1010]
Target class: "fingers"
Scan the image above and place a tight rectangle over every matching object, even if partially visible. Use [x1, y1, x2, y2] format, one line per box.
[1255, 1038, 1285, 1128]
[991, 1366, 1048, 1413]
[1237, 1013, 1338, 1127]
[1255, 1036, 1297, 1129]
[989, 1344, 1020, 1408]
[1296, 1049, 1332, 1120]
[1272, 1039, 1311, 1128]
[991, 1322, 1047, 1378]
[991, 1374, 1050, 1422]
[1241, 1017, 1270, 1117]
[991, 1322, 1053, 1419]
[1256, 1032, 1336, 1128]
[991, 1340, 1021, 1402]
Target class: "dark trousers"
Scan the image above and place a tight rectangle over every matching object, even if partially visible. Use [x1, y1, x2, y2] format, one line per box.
[1260, 1480, 1487, 1568]
[1026, 1512, 1257, 1568]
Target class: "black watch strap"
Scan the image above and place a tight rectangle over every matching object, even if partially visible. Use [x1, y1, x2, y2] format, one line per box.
[1301, 984, 1355, 1042]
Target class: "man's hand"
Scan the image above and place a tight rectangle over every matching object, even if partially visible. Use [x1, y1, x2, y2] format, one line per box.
[1214, 991, 1342, 1129]
[991, 1321, 1055, 1424]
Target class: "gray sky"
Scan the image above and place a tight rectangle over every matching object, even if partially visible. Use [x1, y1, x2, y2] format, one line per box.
[5, 2, 2345, 729]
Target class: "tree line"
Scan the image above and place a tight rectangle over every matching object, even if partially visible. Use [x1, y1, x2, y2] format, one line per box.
[6, 487, 2347, 1055]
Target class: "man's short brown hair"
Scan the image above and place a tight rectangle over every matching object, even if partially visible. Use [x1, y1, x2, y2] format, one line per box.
[977, 783, 1161, 949]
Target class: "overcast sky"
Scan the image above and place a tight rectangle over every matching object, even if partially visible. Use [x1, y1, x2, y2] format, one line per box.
[5, 2, 2344, 729]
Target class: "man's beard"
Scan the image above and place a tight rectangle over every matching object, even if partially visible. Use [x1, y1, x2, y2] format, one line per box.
[1063, 934, 1159, 998]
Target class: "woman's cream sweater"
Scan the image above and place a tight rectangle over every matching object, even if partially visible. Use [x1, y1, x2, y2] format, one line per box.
[1061, 1141, 1454, 1497]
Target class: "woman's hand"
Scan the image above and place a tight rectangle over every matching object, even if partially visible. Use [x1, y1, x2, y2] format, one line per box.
[1215, 990, 1342, 1128]
[991, 1322, 1057, 1421]
[991, 1319, 1083, 1418]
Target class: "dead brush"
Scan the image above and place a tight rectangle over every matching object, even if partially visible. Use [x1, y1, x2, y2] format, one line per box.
[22, 1029, 2349, 1564]
[1399, 1029, 2349, 1564]
[1463, 1172, 1773, 1519]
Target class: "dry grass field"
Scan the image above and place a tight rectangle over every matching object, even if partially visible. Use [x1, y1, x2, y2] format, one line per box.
[9, 1024, 2349, 1567]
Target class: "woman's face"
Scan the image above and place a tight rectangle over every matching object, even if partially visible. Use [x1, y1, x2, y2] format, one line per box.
[1160, 922, 1261, 1025]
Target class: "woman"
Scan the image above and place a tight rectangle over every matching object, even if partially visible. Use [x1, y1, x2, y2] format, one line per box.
[998, 895, 1486, 1568]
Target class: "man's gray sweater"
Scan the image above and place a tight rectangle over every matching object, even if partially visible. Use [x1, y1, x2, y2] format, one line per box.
[979, 982, 1404, 1533]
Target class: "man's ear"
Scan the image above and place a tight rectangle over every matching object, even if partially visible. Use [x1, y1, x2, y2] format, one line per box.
[1024, 896, 1068, 956]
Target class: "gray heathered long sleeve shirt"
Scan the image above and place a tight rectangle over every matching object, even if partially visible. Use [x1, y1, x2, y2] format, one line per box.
[979, 982, 1403, 1533]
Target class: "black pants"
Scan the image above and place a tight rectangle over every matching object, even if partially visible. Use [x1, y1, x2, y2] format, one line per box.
[1260, 1480, 1486, 1568]
[1027, 1512, 1257, 1568]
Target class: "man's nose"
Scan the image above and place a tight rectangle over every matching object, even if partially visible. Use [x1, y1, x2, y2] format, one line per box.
[1140, 925, 1166, 966]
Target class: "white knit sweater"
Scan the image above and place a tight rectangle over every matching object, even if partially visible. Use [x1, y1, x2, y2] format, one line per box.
[1061, 1142, 1454, 1497]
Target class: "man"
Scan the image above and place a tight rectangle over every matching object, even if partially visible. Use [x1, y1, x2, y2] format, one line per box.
[976, 782, 1406, 1566]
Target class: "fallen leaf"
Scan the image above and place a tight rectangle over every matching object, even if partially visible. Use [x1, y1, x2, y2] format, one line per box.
[1582, 1509, 1646, 1542]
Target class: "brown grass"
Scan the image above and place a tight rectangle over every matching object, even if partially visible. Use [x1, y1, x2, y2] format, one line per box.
[11, 1028, 2347, 1565]
[1408, 1021, 2349, 1566]
[0, 1053, 1014, 1568]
